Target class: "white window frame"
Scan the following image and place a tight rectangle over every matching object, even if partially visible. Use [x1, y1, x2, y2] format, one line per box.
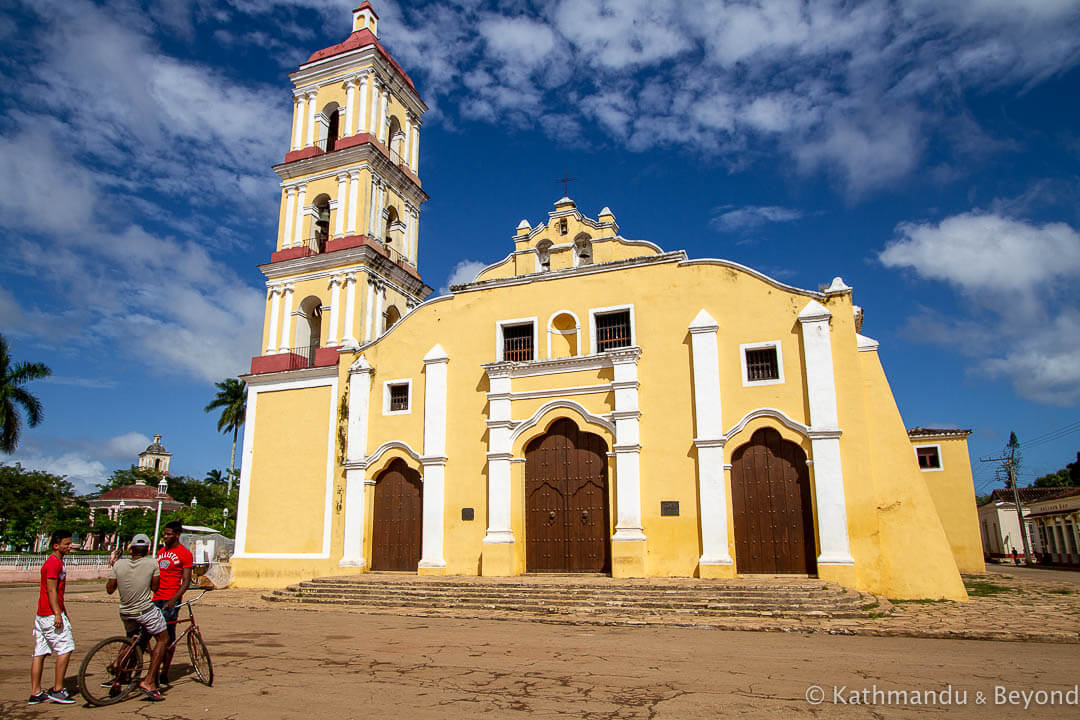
[588, 304, 635, 355]
[546, 310, 582, 359]
[740, 340, 784, 386]
[382, 378, 412, 416]
[496, 316, 538, 362]
[914, 443, 944, 472]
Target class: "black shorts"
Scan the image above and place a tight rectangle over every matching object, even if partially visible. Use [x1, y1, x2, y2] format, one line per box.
[152, 599, 179, 643]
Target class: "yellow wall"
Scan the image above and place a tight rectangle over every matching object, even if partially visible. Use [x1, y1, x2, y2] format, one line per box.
[914, 436, 985, 574]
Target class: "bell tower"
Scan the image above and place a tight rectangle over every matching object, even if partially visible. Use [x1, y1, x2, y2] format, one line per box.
[250, 2, 432, 375]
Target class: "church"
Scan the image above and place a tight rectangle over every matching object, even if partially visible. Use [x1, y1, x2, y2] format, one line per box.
[231, 4, 982, 600]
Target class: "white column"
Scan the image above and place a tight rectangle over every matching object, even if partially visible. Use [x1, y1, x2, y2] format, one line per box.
[342, 273, 358, 346]
[341, 355, 373, 567]
[232, 384, 258, 556]
[378, 84, 389, 143]
[326, 275, 342, 346]
[305, 90, 318, 147]
[403, 114, 413, 169]
[278, 284, 295, 353]
[375, 182, 385, 239]
[369, 80, 381, 142]
[419, 344, 449, 569]
[343, 77, 357, 137]
[346, 171, 361, 235]
[265, 287, 281, 354]
[483, 364, 514, 545]
[374, 283, 385, 336]
[282, 186, 297, 249]
[798, 300, 854, 566]
[364, 278, 377, 342]
[357, 73, 370, 135]
[367, 178, 378, 238]
[688, 310, 732, 567]
[334, 173, 348, 238]
[291, 93, 305, 150]
[402, 206, 412, 262]
[411, 122, 420, 171]
[293, 184, 306, 247]
[611, 347, 646, 542]
[410, 209, 420, 264]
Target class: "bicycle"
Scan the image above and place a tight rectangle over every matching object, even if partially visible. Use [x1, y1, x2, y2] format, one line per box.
[77, 588, 214, 706]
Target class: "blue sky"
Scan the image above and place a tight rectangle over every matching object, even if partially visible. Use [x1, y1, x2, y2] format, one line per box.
[1, 0, 1078, 497]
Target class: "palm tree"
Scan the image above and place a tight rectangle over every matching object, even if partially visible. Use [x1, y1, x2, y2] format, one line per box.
[204, 468, 226, 485]
[0, 334, 51, 454]
[204, 378, 247, 497]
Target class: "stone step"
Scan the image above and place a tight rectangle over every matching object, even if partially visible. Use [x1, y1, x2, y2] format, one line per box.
[277, 588, 868, 610]
[304, 577, 833, 593]
[287, 584, 859, 602]
[297, 581, 844, 597]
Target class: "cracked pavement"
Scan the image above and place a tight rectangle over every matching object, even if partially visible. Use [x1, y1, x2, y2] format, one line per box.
[1, 581, 1078, 718]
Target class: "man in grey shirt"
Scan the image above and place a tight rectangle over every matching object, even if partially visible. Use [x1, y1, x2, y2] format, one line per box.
[107, 534, 167, 701]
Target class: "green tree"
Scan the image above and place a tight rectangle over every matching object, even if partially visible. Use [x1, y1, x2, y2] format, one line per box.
[0, 334, 51, 453]
[204, 378, 247, 497]
[0, 463, 83, 549]
[1031, 451, 1080, 488]
[204, 468, 226, 485]
[96, 465, 166, 494]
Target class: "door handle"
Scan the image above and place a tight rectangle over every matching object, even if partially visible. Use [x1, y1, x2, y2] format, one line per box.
[549, 511, 556, 521]
[582, 510, 589, 520]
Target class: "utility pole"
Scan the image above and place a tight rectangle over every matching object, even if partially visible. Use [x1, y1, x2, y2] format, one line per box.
[981, 431, 1034, 566]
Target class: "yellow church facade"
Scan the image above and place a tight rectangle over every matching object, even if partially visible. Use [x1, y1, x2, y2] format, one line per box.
[231, 4, 980, 600]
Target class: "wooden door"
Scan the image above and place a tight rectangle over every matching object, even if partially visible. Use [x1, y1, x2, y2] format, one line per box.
[731, 428, 817, 574]
[525, 419, 610, 573]
[370, 459, 423, 571]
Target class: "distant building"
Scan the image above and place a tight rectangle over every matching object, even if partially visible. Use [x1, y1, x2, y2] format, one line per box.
[137, 433, 172, 475]
[977, 487, 1064, 562]
[1026, 487, 1080, 566]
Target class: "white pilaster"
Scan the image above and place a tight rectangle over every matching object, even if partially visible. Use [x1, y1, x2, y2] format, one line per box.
[342, 273, 358, 346]
[798, 299, 854, 566]
[343, 77, 357, 136]
[378, 85, 389, 144]
[367, 178, 378, 237]
[341, 355, 374, 566]
[265, 287, 281, 354]
[357, 72, 370, 135]
[278, 284, 295, 353]
[411, 122, 420, 171]
[327, 275, 342, 346]
[374, 283, 385, 336]
[375, 182, 385, 239]
[305, 90, 318, 147]
[282, 186, 297, 249]
[403, 114, 413, 169]
[483, 364, 514, 545]
[293, 184, 307, 248]
[346, 171, 361, 234]
[364, 278, 376, 342]
[411, 209, 420, 264]
[419, 344, 450, 569]
[402, 205, 411, 261]
[688, 310, 732, 566]
[369, 80, 381, 143]
[610, 347, 646, 542]
[291, 93, 305, 150]
[334, 173, 348, 238]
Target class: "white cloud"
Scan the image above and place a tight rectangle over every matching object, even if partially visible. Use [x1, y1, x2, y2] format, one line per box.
[104, 433, 152, 460]
[441, 259, 489, 293]
[881, 212, 1080, 405]
[1, 451, 110, 496]
[711, 205, 803, 232]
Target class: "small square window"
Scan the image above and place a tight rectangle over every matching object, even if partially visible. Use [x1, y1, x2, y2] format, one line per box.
[745, 347, 779, 381]
[596, 311, 631, 351]
[502, 323, 534, 361]
[916, 446, 941, 470]
[388, 383, 409, 412]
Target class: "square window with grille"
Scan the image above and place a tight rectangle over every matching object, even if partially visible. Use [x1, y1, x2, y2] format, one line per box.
[596, 311, 631, 351]
[388, 383, 409, 412]
[744, 347, 779, 382]
[916, 446, 941, 470]
[502, 323, 534, 361]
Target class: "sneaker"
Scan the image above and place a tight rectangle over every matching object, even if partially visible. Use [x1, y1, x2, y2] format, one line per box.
[28, 691, 49, 705]
[47, 687, 76, 704]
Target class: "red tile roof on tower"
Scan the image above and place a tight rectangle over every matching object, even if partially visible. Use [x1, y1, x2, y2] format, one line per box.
[304, 29, 418, 94]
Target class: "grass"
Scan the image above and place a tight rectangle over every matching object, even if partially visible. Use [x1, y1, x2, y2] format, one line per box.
[964, 581, 1016, 597]
[1045, 589, 1075, 595]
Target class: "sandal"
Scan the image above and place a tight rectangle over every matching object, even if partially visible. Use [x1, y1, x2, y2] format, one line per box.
[138, 686, 165, 702]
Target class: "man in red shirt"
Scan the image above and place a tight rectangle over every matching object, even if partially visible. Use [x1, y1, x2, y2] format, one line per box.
[153, 521, 193, 687]
[29, 529, 77, 704]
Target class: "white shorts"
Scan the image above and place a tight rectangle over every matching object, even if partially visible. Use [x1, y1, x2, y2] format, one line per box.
[121, 606, 167, 637]
[33, 613, 74, 657]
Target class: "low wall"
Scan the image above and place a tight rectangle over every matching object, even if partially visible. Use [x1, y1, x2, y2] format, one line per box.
[0, 565, 111, 583]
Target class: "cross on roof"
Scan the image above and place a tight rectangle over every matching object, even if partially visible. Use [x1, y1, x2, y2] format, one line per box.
[555, 171, 576, 197]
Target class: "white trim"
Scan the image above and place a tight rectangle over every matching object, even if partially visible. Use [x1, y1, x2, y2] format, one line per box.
[508, 399, 617, 446]
[679, 258, 826, 299]
[914, 443, 944, 472]
[381, 378, 412, 415]
[352, 440, 423, 470]
[546, 309, 581, 359]
[496, 316, 539, 362]
[481, 352, 612, 379]
[491, 384, 612, 401]
[722, 408, 812, 443]
[588, 304, 635, 355]
[458, 252, 687, 293]
[231, 372, 338, 561]
[856, 334, 880, 352]
[740, 340, 785, 387]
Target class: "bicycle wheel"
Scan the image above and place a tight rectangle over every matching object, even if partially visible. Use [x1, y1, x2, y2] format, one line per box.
[78, 636, 143, 706]
[187, 631, 213, 686]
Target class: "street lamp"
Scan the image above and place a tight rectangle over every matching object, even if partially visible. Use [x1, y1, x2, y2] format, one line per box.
[116, 500, 126, 550]
[151, 476, 169, 551]
[222, 507, 229, 535]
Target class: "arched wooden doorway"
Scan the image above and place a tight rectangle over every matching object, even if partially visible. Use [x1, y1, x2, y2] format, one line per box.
[731, 427, 817, 575]
[370, 458, 422, 571]
[524, 418, 610, 573]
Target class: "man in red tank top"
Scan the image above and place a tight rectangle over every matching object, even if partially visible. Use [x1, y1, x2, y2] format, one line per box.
[153, 521, 193, 687]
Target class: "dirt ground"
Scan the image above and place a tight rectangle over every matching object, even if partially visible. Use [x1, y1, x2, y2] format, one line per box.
[2, 582, 1079, 718]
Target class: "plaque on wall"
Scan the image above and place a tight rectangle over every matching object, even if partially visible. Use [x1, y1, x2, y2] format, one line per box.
[660, 501, 679, 517]
[461, 507, 475, 521]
